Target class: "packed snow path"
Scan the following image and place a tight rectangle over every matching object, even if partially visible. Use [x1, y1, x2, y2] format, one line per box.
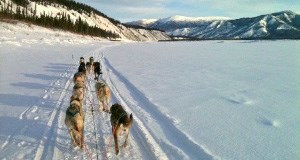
[0, 52, 216, 159]
[47, 52, 217, 160]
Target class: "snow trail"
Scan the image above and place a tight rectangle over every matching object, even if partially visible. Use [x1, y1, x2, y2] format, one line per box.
[101, 57, 218, 160]
[44, 49, 164, 160]
[34, 74, 72, 160]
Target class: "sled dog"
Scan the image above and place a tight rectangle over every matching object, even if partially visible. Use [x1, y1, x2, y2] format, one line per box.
[86, 57, 95, 74]
[73, 72, 85, 84]
[72, 82, 85, 103]
[93, 62, 102, 81]
[65, 99, 84, 149]
[86, 62, 91, 74]
[89, 57, 95, 74]
[79, 57, 85, 64]
[110, 103, 133, 155]
[95, 80, 111, 112]
[78, 62, 86, 74]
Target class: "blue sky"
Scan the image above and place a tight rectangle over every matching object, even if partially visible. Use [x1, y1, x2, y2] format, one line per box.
[75, 0, 300, 22]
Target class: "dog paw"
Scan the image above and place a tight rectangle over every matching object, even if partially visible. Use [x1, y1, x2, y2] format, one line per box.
[115, 149, 119, 155]
[122, 142, 128, 148]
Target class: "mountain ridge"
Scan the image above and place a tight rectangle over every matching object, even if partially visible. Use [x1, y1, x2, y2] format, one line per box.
[127, 10, 300, 40]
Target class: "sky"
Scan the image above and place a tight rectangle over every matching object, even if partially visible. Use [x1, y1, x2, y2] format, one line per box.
[74, 0, 300, 22]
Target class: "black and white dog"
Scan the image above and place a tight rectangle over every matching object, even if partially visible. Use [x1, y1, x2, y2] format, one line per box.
[78, 62, 86, 74]
[110, 103, 133, 155]
[79, 57, 85, 64]
[93, 62, 102, 80]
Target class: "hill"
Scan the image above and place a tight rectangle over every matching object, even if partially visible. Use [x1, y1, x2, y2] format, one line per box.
[0, 0, 170, 41]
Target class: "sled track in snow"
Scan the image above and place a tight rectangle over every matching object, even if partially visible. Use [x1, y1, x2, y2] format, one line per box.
[101, 60, 168, 160]
[34, 74, 72, 160]
[102, 57, 218, 160]
[83, 70, 145, 159]
[0, 64, 75, 160]
[1, 52, 217, 160]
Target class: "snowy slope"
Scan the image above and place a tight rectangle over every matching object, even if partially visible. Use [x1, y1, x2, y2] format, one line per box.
[129, 15, 230, 28]
[127, 11, 300, 39]
[0, 0, 170, 41]
[1, 21, 300, 160]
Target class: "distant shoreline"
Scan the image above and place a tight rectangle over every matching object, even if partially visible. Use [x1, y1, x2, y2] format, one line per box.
[159, 38, 300, 42]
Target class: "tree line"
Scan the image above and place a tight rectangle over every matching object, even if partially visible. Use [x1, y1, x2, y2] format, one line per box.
[0, 0, 120, 39]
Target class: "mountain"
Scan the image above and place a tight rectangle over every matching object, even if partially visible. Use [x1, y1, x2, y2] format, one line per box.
[127, 11, 300, 40]
[0, 0, 170, 41]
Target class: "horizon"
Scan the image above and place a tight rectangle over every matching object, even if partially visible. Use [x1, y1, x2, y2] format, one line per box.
[73, 0, 299, 22]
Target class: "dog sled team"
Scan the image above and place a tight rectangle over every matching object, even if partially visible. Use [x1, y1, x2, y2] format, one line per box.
[65, 56, 133, 155]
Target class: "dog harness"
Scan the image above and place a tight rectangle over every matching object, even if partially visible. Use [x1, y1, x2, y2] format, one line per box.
[113, 112, 127, 126]
[67, 110, 79, 117]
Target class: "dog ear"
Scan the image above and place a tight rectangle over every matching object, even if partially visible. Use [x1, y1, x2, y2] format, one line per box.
[130, 113, 133, 120]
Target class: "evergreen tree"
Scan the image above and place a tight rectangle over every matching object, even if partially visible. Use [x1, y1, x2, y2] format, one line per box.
[0, 0, 120, 39]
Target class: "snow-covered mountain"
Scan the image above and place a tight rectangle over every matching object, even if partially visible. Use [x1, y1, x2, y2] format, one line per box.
[129, 15, 230, 29]
[0, 0, 170, 41]
[127, 11, 300, 39]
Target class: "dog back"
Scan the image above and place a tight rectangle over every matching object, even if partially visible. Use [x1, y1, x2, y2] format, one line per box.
[65, 101, 83, 125]
[78, 62, 86, 73]
[94, 62, 101, 74]
[73, 82, 85, 101]
[73, 82, 85, 91]
[73, 72, 85, 83]
[95, 81, 110, 99]
[110, 103, 131, 127]
[69, 99, 84, 119]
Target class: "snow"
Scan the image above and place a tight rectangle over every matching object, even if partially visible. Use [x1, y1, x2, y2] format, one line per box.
[268, 16, 277, 25]
[130, 19, 158, 27]
[128, 11, 300, 40]
[171, 28, 192, 36]
[1, 0, 170, 41]
[162, 15, 230, 22]
[277, 24, 296, 30]
[1, 21, 300, 160]
[128, 16, 230, 27]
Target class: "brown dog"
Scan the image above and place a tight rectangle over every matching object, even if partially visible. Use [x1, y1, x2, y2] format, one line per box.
[86, 57, 94, 74]
[69, 96, 85, 120]
[73, 72, 85, 84]
[95, 80, 111, 112]
[86, 62, 91, 74]
[110, 103, 133, 155]
[65, 99, 84, 149]
[72, 82, 85, 103]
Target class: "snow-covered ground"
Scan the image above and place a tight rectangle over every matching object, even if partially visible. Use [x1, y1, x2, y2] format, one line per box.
[0, 21, 300, 160]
